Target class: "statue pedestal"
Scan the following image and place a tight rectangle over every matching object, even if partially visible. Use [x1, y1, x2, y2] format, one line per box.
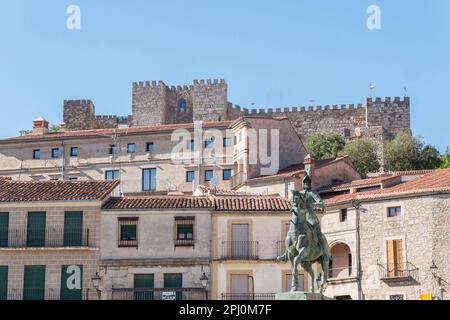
[276, 292, 334, 300]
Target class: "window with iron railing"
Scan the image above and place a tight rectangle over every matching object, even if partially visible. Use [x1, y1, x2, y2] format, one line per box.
[174, 217, 195, 246]
[118, 218, 138, 247]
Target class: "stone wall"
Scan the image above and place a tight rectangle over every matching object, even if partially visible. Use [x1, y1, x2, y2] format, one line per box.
[192, 79, 228, 122]
[63, 100, 96, 131]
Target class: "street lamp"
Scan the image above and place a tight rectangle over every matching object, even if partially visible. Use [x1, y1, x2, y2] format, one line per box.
[430, 260, 444, 300]
[200, 272, 209, 300]
[91, 272, 102, 299]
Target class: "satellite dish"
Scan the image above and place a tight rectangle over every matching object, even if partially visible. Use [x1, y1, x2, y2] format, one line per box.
[210, 177, 220, 188]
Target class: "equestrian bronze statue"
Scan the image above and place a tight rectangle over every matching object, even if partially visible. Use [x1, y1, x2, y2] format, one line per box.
[277, 167, 330, 294]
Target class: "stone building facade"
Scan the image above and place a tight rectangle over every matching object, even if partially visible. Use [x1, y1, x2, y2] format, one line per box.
[61, 79, 410, 144]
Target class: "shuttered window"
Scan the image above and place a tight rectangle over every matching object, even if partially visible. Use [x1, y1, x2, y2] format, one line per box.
[175, 217, 195, 246]
[231, 274, 249, 299]
[284, 273, 305, 292]
[164, 274, 182, 300]
[0, 213, 9, 248]
[60, 265, 83, 300]
[231, 224, 249, 258]
[64, 212, 83, 247]
[0, 266, 7, 300]
[118, 218, 138, 247]
[386, 239, 404, 277]
[134, 274, 154, 300]
[23, 265, 45, 300]
[27, 212, 46, 247]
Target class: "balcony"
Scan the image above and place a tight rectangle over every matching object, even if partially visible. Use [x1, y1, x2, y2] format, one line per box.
[0, 228, 94, 248]
[378, 262, 419, 282]
[221, 241, 259, 260]
[111, 288, 206, 300]
[221, 293, 276, 300]
[230, 171, 244, 189]
[1, 288, 91, 300]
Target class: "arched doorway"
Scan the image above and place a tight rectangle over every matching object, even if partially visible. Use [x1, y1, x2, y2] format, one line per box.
[329, 242, 352, 278]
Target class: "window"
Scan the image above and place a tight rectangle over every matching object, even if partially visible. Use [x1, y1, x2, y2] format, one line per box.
[60, 265, 83, 300]
[204, 138, 215, 148]
[175, 217, 194, 246]
[387, 206, 401, 218]
[142, 168, 157, 191]
[0, 266, 7, 301]
[64, 212, 83, 247]
[27, 212, 46, 247]
[127, 143, 136, 154]
[109, 145, 118, 155]
[205, 170, 213, 182]
[164, 274, 182, 300]
[186, 171, 195, 183]
[134, 274, 154, 300]
[33, 149, 41, 160]
[223, 137, 232, 147]
[0, 213, 9, 248]
[51, 148, 59, 159]
[178, 99, 187, 113]
[146, 142, 155, 153]
[118, 218, 138, 247]
[340, 209, 348, 222]
[23, 265, 45, 300]
[386, 239, 404, 277]
[230, 274, 249, 299]
[105, 170, 120, 180]
[70, 147, 78, 157]
[223, 169, 232, 181]
[187, 139, 195, 151]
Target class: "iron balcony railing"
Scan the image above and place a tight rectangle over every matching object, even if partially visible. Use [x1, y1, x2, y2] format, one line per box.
[378, 262, 419, 281]
[221, 241, 259, 260]
[111, 288, 206, 300]
[221, 293, 276, 300]
[0, 228, 93, 248]
[328, 267, 353, 279]
[1, 288, 91, 300]
[230, 172, 244, 189]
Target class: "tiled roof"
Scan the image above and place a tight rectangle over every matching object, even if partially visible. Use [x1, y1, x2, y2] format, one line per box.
[245, 156, 349, 183]
[195, 185, 261, 197]
[325, 169, 450, 206]
[102, 196, 215, 210]
[318, 175, 400, 192]
[0, 121, 233, 143]
[0, 178, 119, 202]
[102, 194, 291, 212]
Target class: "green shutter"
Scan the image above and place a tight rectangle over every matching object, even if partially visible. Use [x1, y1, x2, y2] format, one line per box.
[60, 265, 83, 300]
[134, 274, 154, 300]
[0, 213, 8, 247]
[27, 212, 46, 247]
[64, 212, 83, 246]
[23, 266, 45, 300]
[177, 224, 193, 239]
[164, 274, 182, 300]
[0, 266, 7, 300]
[121, 225, 137, 240]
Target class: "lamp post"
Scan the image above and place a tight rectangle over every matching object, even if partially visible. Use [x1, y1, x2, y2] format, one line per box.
[91, 272, 102, 300]
[430, 260, 444, 300]
[200, 272, 209, 300]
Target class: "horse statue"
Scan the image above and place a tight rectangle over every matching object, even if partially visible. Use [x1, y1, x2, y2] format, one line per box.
[277, 168, 330, 294]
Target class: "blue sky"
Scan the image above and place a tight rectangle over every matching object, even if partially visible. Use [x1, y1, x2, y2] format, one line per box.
[0, 0, 449, 151]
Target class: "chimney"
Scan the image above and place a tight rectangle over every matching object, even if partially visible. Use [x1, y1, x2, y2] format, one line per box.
[304, 154, 315, 173]
[59, 122, 67, 132]
[31, 117, 49, 135]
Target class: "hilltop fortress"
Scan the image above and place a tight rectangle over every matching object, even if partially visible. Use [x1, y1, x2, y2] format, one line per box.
[63, 79, 411, 143]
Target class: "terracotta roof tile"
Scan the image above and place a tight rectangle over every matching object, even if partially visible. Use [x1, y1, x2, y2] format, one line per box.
[0, 178, 119, 202]
[102, 194, 291, 212]
[325, 169, 450, 206]
[0, 121, 232, 143]
[319, 175, 400, 192]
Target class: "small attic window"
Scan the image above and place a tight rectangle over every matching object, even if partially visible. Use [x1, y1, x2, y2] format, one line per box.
[178, 99, 187, 113]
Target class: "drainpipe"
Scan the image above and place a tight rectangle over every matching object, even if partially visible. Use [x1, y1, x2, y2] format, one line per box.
[352, 199, 364, 300]
[61, 140, 65, 180]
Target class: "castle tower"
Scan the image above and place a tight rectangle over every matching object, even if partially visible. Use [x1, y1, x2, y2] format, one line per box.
[63, 100, 96, 131]
[192, 79, 228, 122]
[131, 81, 168, 126]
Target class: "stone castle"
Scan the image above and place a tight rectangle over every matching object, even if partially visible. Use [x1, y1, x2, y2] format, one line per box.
[63, 79, 411, 143]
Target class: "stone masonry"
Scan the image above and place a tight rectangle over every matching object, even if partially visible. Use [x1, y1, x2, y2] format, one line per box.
[62, 80, 411, 144]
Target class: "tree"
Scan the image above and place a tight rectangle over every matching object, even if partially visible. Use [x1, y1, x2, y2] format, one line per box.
[441, 147, 450, 169]
[384, 133, 424, 171]
[421, 145, 442, 169]
[306, 133, 346, 160]
[342, 138, 380, 177]
[48, 125, 60, 133]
